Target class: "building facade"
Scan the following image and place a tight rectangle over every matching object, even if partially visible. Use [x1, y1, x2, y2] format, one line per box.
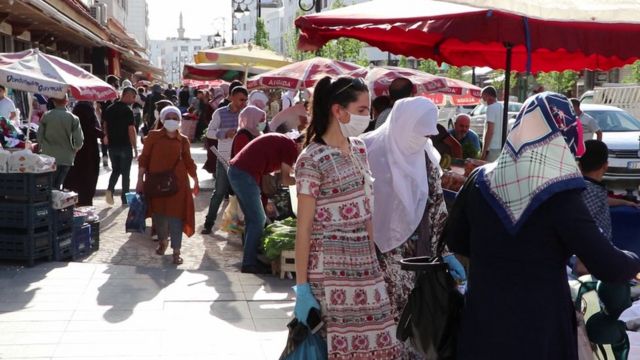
[125, 0, 150, 51]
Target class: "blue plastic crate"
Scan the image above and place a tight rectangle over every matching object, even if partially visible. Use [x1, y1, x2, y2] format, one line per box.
[0, 227, 51, 266]
[0, 172, 53, 202]
[52, 205, 74, 234]
[72, 223, 91, 258]
[0, 201, 51, 229]
[52, 231, 73, 261]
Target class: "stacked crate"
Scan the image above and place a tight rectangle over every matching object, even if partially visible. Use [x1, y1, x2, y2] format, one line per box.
[51, 205, 74, 261]
[0, 172, 54, 266]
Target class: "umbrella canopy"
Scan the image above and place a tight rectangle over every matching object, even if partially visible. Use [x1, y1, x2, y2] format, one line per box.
[363, 66, 480, 98]
[195, 43, 291, 69]
[441, 0, 640, 23]
[0, 49, 117, 101]
[181, 79, 228, 89]
[246, 57, 367, 90]
[421, 93, 480, 106]
[183, 63, 265, 82]
[295, 0, 640, 72]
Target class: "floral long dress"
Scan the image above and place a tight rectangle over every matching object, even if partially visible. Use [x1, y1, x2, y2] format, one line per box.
[295, 138, 403, 360]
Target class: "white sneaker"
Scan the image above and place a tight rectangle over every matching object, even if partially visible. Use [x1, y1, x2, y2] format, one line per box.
[105, 190, 114, 205]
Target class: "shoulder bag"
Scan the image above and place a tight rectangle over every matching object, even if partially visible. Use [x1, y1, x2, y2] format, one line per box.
[143, 139, 183, 198]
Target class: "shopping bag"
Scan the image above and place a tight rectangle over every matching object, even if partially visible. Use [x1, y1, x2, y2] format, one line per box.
[280, 308, 327, 360]
[220, 195, 244, 235]
[125, 193, 147, 233]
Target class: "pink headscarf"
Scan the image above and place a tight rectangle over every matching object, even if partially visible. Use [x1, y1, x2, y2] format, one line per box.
[238, 105, 266, 137]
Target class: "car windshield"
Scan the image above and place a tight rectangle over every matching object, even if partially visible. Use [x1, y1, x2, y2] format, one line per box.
[584, 109, 640, 132]
[509, 103, 522, 112]
[471, 104, 486, 116]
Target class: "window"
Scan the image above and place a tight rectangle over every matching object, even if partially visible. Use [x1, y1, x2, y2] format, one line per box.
[243, 23, 246, 31]
[173, 46, 178, 51]
[193, 46, 201, 51]
[181, 46, 188, 51]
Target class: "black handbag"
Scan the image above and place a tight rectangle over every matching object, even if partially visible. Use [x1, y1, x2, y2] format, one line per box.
[143, 143, 182, 198]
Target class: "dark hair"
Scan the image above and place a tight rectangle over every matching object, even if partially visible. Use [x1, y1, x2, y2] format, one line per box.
[121, 86, 137, 96]
[372, 96, 391, 114]
[155, 99, 174, 112]
[231, 86, 248, 97]
[570, 98, 581, 109]
[306, 76, 369, 146]
[0, 85, 5, 91]
[229, 80, 243, 94]
[481, 86, 497, 98]
[106, 75, 120, 88]
[579, 140, 609, 173]
[389, 77, 413, 101]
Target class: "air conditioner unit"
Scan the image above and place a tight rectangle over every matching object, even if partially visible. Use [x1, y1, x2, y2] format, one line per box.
[89, 5, 102, 23]
[99, 3, 108, 25]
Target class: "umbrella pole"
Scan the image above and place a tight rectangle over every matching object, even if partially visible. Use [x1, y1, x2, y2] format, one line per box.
[25, 92, 33, 151]
[244, 64, 249, 84]
[501, 44, 512, 147]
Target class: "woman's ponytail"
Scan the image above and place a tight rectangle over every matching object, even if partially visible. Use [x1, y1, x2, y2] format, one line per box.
[305, 76, 333, 147]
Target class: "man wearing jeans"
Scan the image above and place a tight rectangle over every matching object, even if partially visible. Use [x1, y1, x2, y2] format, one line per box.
[37, 95, 84, 189]
[201, 86, 248, 234]
[227, 133, 301, 273]
[103, 87, 138, 206]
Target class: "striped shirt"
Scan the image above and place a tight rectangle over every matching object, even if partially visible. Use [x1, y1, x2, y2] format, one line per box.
[206, 105, 240, 161]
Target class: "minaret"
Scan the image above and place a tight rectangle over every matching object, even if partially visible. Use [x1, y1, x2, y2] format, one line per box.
[177, 12, 185, 39]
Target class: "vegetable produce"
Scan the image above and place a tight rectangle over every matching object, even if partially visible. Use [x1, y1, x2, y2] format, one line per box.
[261, 217, 297, 260]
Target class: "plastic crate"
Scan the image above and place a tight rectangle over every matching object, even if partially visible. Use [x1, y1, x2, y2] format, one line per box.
[88, 221, 100, 251]
[52, 205, 74, 234]
[52, 231, 73, 261]
[72, 223, 92, 258]
[0, 227, 52, 266]
[0, 172, 53, 202]
[0, 201, 51, 229]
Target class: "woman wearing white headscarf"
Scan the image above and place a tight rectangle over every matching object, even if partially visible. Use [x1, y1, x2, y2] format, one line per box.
[362, 96, 465, 359]
[137, 106, 199, 265]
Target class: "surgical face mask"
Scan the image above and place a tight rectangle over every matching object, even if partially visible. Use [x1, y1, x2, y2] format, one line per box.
[257, 122, 267, 132]
[406, 135, 429, 153]
[338, 112, 370, 138]
[163, 120, 180, 132]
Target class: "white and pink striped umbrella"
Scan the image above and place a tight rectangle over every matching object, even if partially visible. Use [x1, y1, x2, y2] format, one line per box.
[247, 57, 367, 90]
[0, 49, 117, 101]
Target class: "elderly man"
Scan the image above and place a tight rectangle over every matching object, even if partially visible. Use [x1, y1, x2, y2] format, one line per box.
[449, 113, 481, 159]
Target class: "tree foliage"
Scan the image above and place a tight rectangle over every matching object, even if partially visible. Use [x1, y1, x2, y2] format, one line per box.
[254, 18, 270, 49]
[418, 59, 439, 74]
[283, 0, 367, 65]
[535, 70, 578, 94]
[490, 70, 519, 92]
[623, 60, 640, 83]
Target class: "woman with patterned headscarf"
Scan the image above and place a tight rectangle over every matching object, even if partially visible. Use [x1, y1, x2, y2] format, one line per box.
[443, 92, 640, 360]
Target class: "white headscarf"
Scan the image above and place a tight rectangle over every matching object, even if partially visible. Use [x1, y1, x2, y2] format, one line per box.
[159, 105, 182, 122]
[361, 97, 440, 253]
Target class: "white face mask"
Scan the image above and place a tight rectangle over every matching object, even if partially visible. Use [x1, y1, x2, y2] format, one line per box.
[257, 122, 266, 132]
[163, 120, 180, 132]
[405, 134, 429, 153]
[339, 112, 370, 138]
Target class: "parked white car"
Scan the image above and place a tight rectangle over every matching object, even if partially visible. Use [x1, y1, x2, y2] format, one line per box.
[468, 101, 523, 135]
[581, 104, 640, 186]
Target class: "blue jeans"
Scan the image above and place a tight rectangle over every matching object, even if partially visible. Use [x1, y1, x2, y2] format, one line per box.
[53, 165, 70, 190]
[107, 146, 133, 203]
[204, 160, 231, 228]
[228, 166, 266, 268]
[152, 213, 183, 250]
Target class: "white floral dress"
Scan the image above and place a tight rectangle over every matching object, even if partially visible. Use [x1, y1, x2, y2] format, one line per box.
[295, 138, 402, 360]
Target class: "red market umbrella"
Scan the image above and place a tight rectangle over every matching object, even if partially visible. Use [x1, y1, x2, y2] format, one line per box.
[0, 49, 117, 101]
[183, 63, 265, 82]
[181, 79, 228, 89]
[364, 66, 480, 100]
[421, 92, 480, 106]
[295, 0, 640, 144]
[247, 57, 367, 90]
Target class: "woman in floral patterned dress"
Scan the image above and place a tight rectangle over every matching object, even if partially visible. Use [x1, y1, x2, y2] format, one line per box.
[294, 76, 403, 359]
[363, 97, 466, 359]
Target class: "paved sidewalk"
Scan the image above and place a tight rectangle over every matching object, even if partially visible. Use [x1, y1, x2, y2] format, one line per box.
[0, 141, 296, 359]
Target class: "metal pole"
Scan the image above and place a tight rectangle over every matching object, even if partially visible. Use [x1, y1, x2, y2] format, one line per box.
[501, 44, 512, 146]
[472, 67, 476, 86]
[257, 0, 261, 18]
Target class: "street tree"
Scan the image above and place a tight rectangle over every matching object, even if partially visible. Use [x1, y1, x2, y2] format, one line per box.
[254, 18, 271, 49]
[535, 70, 578, 95]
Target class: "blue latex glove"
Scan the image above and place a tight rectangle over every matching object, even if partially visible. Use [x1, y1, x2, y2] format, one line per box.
[443, 254, 466, 281]
[293, 283, 320, 325]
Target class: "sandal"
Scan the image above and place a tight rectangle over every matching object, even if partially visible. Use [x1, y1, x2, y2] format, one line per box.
[155, 240, 168, 255]
[172, 252, 183, 265]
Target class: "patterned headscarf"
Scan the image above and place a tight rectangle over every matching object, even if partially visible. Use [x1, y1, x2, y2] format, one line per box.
[238, 105, 266, 137]
[476, 92, 585, 234]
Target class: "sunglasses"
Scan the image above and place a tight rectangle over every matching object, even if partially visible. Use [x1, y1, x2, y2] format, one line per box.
[335, 77, 367, 95]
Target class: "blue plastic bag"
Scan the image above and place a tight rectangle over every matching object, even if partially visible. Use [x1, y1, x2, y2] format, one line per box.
[284, 332, 327, 360]
[125, 193, 147, 233]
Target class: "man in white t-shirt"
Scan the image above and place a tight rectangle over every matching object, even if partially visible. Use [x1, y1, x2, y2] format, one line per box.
[570, 98, 602, 142]
[0, 85, 17, 126]
[481, 86, 504, 162]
